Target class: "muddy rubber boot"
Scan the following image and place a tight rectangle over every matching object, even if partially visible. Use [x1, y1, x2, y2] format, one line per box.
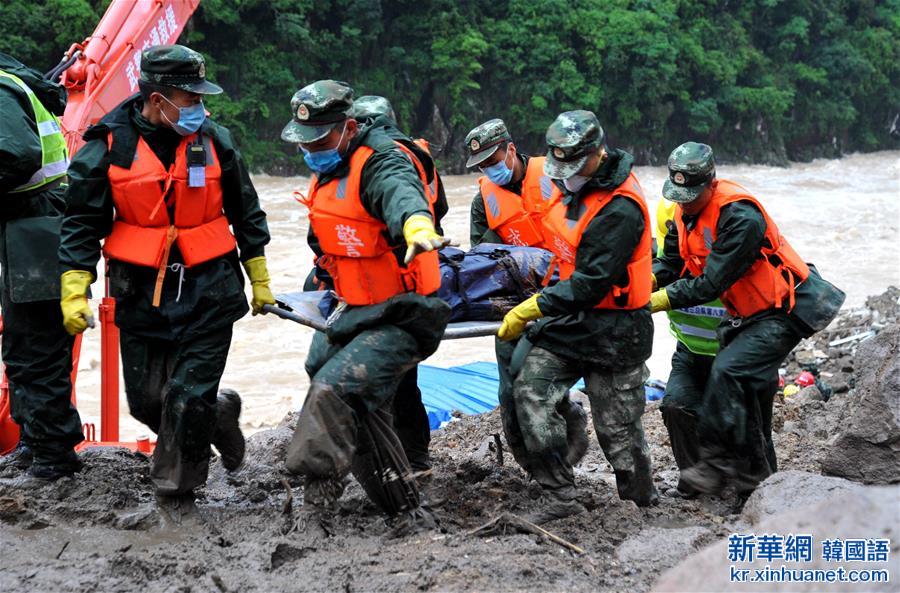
[212, 389, 245, 472]
[560, 398, 589, 466]
[613, 469, 660, 507]
[388, 505, 439, 538]
[0, 443, 33, 474]
[678, 460, 726, 496]
[156, 492, 201, 528]
[526, 487, 586, 525]
[414, 469, 445, 509]
[293, 477, 344, 538]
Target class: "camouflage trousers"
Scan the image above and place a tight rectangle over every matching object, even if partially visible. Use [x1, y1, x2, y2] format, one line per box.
[497, 338, 657, 505]
[286, 328, 423, 515]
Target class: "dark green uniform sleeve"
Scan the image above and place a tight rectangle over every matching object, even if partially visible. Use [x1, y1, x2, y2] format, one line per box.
[360, 146, 432, 243]
[652, 221, 684, 287]
[539, 196, 644, 316]
[59, 138, 113, 276]
[469, 190, 502, 246]
[0, 86, 42, 193]
[212, 124, 270, 261]
[663, 201, 768, 309]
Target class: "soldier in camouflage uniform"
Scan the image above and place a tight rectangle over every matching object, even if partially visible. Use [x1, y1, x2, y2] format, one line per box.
[465, 119, 552, 247]
[301, 94, 447, 491]
[652, 142, 843, 497]
[497, 111, 658, 523]
[282, 81, 451, 531]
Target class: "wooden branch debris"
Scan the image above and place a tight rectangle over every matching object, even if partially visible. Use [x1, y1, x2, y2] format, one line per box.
[467, 512, 585, 555]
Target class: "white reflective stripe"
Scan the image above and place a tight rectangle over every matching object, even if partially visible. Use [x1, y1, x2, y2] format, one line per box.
[672, 322, 718, 340]
[37, 119, 61, 136]
[675, 305, 728, 318]
[15, 158, 69, 189]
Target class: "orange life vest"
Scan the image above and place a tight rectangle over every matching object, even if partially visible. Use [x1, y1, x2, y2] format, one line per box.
[675, 179, 809, 318]
[395, 140, 438, 214]
[301, 143, 440, 306]
[541, 172, 653, 310]
[478, 156, 554, 247]
[103, 131, 237, 306]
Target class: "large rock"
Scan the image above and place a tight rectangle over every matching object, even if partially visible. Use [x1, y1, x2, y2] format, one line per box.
[821, 325, 900, 483]
[653, 477, 900, 592]
[741, 470, 865, 524]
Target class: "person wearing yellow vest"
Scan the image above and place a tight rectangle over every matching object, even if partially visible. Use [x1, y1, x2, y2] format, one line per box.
[58, 46, 273, 522]
[496, 111, 658, 524]
[466, 119, 554, 248]
[281, 81, 452, 533]
[0, 53, 83, 483]
[654, 198, 727, 497]
[651, 142, 843, 497]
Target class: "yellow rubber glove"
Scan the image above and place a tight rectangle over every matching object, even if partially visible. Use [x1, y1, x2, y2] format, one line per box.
[60, 270, 95, 336]
[650, 289, 671, 314]
[403, 214, 451, 265]
[243, 256, 276, 315]
[651, 273, 658, 291]
[498, 294, 543, 341]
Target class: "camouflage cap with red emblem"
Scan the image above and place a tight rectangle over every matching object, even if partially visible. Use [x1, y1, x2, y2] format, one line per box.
[464, 118, 513, 168]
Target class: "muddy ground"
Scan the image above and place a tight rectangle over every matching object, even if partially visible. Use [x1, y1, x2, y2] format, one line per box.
[1, 291, 897, 593]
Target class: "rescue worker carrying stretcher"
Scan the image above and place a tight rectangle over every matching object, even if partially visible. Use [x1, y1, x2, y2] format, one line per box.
[58, 45, 273, 523]
[496, 110, 658, 524]
[301, 93, 448, 502]
[651, 142, 844, 497]
[282, 80, 452, 534]
[466, 119, 554, 248]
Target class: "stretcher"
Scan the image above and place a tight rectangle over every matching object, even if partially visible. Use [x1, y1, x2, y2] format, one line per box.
[264, 291, 503, 339]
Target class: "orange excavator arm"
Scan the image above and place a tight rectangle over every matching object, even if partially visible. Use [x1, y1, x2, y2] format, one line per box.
[57, 0, 201, 156]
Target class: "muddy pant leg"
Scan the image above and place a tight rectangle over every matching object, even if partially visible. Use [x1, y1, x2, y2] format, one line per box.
[287, 326, 422, 514]
[494, 337, 534, 470]
[659, 343, 714, 473]
[120, 331, 171, 434]
[1, 293, 83, 465]
[699, 314, 802, 489]
[513, 346, 581, 496]
[391, 366, 431, 472]
[586, 363, 658, 506]
[137, 328, 232, 495]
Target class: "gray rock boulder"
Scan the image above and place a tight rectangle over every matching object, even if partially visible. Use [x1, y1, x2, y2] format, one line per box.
[653, 475, 900, 592]
[741, 470, 865, 525]
[821, 325, 900, 484]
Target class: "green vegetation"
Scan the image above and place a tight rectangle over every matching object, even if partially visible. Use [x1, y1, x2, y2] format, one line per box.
[2, 0, 898, 172]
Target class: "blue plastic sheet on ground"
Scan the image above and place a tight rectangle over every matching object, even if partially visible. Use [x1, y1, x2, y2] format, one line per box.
[418, 362, 665, 430]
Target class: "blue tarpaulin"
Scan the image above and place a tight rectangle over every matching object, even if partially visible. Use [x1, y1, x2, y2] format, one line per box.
[419, 362, 673, 431]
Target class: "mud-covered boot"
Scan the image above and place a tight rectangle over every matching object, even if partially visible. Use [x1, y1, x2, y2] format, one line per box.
[293, 477, 344, 538]
[678, 460, 726, 496]
[0, 443, 33, 474]
[389, 505, 439, 537]
[525, 487, 586, 525]
[560, 398, 589, 466]
[212, 389, 245, 472]
[156, 492, 201, 528]
[614, 469, 659, 507]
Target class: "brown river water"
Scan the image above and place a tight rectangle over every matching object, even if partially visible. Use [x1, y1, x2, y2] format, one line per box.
[70, 151, 900, 439]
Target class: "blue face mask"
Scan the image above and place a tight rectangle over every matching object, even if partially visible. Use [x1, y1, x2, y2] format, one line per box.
[481, 151, 514, 186]
[161, 95, 206, 136]
[301, 123, 348, 174]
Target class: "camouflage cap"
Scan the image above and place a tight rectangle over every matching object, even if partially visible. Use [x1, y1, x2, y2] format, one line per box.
[465, 119, 513, 168]
[282, 80, 354, 143]
[140, 45, 222, 95]
[543, 110, 605, 179]
[663, 142, 716, 203]
[351, 95, 396, 124]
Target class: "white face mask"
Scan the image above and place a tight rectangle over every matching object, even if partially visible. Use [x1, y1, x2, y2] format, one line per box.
[563, 174, 590, 193]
